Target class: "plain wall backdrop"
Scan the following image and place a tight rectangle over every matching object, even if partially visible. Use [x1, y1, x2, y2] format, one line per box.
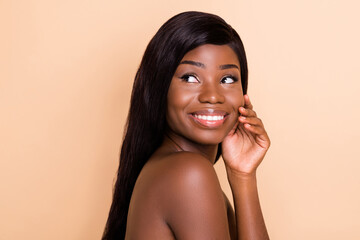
[1, 0, 360, 239]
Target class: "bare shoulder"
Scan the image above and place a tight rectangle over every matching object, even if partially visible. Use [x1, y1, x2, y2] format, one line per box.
[142, 151, 222, 197]
[133, 152, 218, 199]
[138, 151, 231, 239]
[156, 151, 218, 180]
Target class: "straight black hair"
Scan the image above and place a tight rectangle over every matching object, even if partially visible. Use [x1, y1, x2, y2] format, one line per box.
[102, 11, 248, 240]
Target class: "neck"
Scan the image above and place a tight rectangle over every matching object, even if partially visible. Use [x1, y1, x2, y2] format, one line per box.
[164, 131, 219, 164]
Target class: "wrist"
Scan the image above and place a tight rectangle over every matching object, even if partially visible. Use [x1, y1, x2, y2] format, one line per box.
[225, 166, 257, 186]
[225, 165, 256, 179]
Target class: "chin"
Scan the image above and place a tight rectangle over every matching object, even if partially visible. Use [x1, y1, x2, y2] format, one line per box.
[185, 129, 230, 146]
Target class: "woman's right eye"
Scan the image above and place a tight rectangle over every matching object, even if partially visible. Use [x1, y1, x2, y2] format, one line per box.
[180, 74, 199, 83]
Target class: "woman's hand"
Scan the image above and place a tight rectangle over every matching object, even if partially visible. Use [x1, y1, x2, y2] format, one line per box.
[222, 94, 270, 177]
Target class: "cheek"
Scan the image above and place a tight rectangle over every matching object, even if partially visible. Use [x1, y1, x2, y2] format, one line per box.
[238, 96, 245, 109]
[166, 85, 194, 128]
[167, 83, 195, 111]
[229, 91, 245, 110]
[223, 92, 244, 130]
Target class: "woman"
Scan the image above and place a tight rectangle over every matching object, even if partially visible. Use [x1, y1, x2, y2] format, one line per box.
[103, 11, 270, 240]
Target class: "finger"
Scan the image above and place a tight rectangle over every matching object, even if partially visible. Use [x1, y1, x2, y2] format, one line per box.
[239, 107, 257, 117]
[244, 94, 253, 110]
[243, 123, 270, 142]
[243, 123, 268, 138]
[239, 116, 263, 127]
[245, 124, 271, 148]
[237, 122, 251, 139]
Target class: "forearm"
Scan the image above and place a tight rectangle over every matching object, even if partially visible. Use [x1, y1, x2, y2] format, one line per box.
[226, 169, 269, 240]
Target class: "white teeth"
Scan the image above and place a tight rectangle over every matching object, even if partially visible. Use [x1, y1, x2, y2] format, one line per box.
[194, 115, 224, 121]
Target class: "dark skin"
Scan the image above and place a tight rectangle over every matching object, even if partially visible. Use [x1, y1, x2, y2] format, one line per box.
[126, 45, 270, 239]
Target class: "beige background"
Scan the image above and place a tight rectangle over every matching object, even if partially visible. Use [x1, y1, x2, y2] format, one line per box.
[1, 0, 360, 239]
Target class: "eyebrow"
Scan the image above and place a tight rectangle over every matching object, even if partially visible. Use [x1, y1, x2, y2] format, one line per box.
[179, 60, 205, 68]
[179, 60, 239, 70]
[219, 64, 239, 70]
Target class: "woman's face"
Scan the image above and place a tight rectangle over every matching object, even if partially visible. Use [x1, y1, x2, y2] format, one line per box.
[166, 44, 244, 145]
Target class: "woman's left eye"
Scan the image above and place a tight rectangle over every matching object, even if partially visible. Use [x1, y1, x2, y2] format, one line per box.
[221, 76, 238, 84]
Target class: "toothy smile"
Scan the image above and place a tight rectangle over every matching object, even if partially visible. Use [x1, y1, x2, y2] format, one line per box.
[193, 115, 224, 121]
[189, 110, 228, 128]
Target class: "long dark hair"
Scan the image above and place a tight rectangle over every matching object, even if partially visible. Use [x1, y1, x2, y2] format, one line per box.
[102, 11, 248, 240]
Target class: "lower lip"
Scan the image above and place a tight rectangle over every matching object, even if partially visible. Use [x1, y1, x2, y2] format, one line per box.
[189, 114, 227, 128]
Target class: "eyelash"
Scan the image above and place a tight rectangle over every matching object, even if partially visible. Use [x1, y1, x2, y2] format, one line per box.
[180, 74, 238, 84]
[221, 75, 238, 84]
[180, 74, 199, 83]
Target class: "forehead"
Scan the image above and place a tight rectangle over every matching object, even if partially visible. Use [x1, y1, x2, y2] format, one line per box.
[180, 44, 240, 67]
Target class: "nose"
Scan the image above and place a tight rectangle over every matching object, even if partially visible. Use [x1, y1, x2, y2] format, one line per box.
[198, 83, 225, 104]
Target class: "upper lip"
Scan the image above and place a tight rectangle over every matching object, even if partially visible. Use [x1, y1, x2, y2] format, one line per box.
[189, 109, 229, 116]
